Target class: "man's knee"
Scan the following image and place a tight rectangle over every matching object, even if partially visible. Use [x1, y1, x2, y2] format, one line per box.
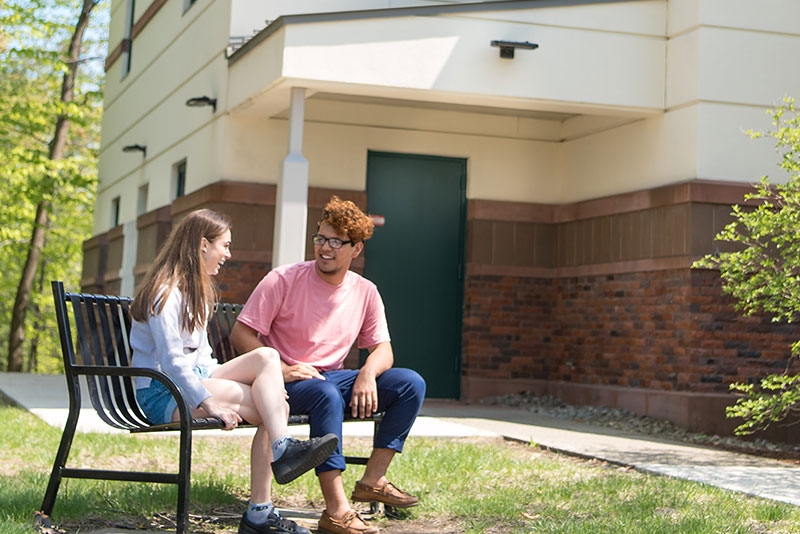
[390, 368, 427, 400]
[406, 369, 426, 398]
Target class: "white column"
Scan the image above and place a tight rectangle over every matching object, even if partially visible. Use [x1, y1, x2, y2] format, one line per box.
[272, 87, 309, 268]
[120, 219, 138, 297]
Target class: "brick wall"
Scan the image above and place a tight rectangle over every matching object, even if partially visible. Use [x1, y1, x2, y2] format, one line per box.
[215, 259, 269, 305]
[464, 268, 797, 395]
[462, 275, 556, 381]
[687, 269, 797, 386]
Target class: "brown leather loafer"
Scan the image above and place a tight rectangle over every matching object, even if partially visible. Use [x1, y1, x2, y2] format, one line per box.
[318, 510, 378, 534]
[351, 479, 419, 508]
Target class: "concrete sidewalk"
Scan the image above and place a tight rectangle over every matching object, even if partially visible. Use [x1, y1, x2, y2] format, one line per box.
[4, 371, 800, 526]
[0, 372, 497, 439]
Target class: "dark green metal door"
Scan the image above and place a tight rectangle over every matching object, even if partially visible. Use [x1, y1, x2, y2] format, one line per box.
[364, 151, 466, 398]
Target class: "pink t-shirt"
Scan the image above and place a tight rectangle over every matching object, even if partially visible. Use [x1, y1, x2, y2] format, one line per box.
[237, 261, 390, 371]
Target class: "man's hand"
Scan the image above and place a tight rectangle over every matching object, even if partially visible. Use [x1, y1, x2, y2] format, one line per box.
[348, 341, 392, 418]
[350, 370, 378, 419]
[283, 362, 326, 383]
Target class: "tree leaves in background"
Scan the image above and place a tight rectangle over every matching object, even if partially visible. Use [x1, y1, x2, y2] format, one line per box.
[0, 0, 107, 372]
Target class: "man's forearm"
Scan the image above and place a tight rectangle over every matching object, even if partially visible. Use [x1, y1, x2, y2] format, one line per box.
[230, 322, 265, 354]
[361, 342, 393, 377]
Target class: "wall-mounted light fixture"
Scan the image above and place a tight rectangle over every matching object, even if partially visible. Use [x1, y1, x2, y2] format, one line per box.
[490, 40, 539, 59]
[122, 144, 147, 156]
[185, 95, 217, 112]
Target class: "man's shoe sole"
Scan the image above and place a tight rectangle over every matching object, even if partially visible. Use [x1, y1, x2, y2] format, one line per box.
[272, 434, 338, 484]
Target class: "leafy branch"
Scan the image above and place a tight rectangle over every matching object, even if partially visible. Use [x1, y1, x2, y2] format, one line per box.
[694, 97, 800, 434]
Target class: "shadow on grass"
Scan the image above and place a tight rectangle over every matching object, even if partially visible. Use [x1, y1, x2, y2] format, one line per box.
[11, 475, 248, 534]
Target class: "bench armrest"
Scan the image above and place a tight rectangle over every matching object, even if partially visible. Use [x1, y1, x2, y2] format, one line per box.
[71, 365, 201, 432]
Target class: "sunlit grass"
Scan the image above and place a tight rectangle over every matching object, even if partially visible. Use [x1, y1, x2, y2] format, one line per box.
[3, 400, 800, 533]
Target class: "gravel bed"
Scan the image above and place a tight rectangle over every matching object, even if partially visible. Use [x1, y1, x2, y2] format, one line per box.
[479, 391, 800, 460]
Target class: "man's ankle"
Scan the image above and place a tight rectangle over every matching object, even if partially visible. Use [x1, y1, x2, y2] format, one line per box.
[357, 475, 386, 488]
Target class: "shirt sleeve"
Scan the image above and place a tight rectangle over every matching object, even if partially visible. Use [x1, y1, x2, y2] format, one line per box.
[357, 282, 391, 349]
[147, 289, 212, 408]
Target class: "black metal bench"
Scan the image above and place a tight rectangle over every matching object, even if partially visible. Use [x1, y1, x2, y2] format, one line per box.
[39, 281, 381, 533]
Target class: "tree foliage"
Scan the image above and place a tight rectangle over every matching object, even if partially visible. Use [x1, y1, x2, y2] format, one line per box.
[694, 97, 800, 435]
[0, 0, 107, 372]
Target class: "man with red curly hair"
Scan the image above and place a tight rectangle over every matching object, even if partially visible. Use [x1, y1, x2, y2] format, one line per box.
[232, 196, 426, 534]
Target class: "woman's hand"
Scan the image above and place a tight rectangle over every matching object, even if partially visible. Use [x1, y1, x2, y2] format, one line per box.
[200, 398, 242, 430]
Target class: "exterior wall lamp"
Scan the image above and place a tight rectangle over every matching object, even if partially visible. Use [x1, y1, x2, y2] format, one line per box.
[185, 95, 217, 112]
[490, 40, 539, 59]
[122, 144, 146, 156]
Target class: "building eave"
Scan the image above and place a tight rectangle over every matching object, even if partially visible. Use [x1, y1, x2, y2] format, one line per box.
[227, 0, 651, 66]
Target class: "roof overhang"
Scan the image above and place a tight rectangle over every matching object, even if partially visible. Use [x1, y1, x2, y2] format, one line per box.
[227, 0, 665, 138]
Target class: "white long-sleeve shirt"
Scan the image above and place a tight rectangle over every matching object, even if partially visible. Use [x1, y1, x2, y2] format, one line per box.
[130, 286, 219, 409]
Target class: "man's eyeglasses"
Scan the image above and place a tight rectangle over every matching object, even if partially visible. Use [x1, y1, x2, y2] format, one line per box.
[311, 233, 353, 249]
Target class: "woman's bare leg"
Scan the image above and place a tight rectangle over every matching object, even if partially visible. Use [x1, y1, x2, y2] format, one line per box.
[205, 347, 290, 440]
[195, 347, 290, 501]
[249, 426, 272, 502]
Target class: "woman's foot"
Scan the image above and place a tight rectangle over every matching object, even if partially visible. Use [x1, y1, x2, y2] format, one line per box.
[238, 509, 310, 534]
[271, 433, 338, 484]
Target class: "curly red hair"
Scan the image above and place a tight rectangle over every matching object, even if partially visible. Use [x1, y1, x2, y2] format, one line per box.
[317, 196, 374, 242]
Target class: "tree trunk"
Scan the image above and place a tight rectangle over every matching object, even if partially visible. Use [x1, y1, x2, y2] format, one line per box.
[26, 256, 49, 373]
[8, 203, 49, 372]
[6, 0, 97, 372]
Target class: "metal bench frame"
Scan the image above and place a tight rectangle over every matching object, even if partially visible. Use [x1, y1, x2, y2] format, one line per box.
[39, 281, 381, 533]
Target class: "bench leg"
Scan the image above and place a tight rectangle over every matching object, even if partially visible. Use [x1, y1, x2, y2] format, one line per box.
[40, 405, 80, 517]
[175, 427, 193, 534]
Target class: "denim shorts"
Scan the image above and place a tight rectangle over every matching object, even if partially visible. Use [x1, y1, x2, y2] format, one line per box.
[136, 366, 212, 425]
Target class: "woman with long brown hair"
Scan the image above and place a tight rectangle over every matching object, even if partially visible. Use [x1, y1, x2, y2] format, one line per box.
[131, 208, 336, 534]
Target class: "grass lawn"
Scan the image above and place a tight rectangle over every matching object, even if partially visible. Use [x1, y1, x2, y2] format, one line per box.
[2, 399, 800, 533]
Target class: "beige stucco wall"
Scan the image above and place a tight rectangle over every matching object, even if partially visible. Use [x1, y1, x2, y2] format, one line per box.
[219, 117, 288, 185]
[556, 0, 800, 202]
[217, 98, 777, 208]
[105, 0, 128, 59]
[668, 0, 800, 37]
[275, 8, 665, 113]
[94, 0, 800, 234]
[96, 0, 234, 233]
[222, 101, 560, 202]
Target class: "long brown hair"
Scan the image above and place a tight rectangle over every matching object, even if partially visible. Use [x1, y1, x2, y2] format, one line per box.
[131, 209, 231, 332]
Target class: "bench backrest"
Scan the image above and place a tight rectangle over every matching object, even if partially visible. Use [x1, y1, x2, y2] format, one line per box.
[51, 281, 242, 430]
[208, 302, 243, 363]
[52, 280, 148, 430]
